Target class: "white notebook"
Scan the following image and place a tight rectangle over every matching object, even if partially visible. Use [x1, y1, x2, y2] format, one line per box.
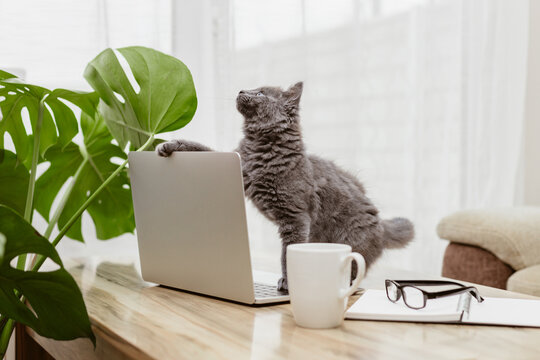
[345, 289, 540, 327]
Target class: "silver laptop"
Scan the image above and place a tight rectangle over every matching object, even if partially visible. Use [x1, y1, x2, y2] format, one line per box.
[128, 151, 289, 304]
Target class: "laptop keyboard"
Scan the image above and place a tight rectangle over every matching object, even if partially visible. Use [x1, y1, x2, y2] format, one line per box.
[254, 282, 288, 298]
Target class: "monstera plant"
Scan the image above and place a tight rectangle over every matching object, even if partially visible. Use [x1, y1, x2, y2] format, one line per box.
[0, 46, 197, 356]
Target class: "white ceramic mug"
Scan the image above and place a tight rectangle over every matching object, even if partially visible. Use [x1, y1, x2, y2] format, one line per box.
[287, 243, 366, 329]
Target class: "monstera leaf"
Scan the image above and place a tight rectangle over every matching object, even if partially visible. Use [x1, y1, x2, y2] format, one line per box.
[84, 46, 197, 149]
[0, 149, 29, 216]
[0, 73, 78, 167]
[0, 70, 15, 80]
[35, 103, 134, 242]
[0, 205, 94, 343]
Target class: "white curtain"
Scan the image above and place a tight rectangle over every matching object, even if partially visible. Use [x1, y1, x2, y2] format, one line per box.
[0, 0, 172, 89]
[461, 1, 529, 208]
[201, 0, 530, 274]
[0, 0, 531, 275]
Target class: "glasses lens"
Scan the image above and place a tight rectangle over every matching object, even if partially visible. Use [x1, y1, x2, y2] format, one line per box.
[402, 286, 425, 309]
[386, 281, 399, 302]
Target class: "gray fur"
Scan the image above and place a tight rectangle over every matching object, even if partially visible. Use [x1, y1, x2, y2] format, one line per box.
[157, 82, 414, 291]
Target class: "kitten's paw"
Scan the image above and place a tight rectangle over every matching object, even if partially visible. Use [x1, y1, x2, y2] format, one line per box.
[277, 277, 288, 292]
[156, 142, 176, 157]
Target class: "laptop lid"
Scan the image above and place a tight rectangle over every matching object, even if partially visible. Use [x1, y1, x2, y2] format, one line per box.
[128, 151, 256, 304]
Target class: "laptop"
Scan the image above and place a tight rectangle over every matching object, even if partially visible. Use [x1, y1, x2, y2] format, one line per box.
[128, 151, 289, 304]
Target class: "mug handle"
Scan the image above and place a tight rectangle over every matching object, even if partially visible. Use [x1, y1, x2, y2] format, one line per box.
[339, 252, 366, 299]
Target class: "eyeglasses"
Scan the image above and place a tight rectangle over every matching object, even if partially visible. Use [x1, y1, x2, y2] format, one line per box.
[385, 280, 484, 310]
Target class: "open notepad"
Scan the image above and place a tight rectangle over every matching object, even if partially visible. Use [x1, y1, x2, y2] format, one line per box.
[346, 290, 540, 327]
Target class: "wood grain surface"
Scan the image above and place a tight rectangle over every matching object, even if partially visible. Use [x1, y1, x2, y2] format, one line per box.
[26, 257, 540, 360]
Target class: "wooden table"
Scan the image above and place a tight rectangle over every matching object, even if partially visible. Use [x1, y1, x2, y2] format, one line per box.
[18, 256, 540, 360]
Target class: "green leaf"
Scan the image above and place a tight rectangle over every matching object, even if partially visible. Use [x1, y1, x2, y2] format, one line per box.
[51, 89, 100, 119]
[84, 46, 197, 149]
[0, 70, 16, 80]
[35, 109, 134, 242]
[0, 149, 29, 216]
[0, 77, 78, 167]
[0, 205, 95, 344]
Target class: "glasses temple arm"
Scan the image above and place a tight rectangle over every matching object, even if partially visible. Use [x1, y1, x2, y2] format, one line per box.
[391, 280, 467, 287]
[426, 287, 484, 302]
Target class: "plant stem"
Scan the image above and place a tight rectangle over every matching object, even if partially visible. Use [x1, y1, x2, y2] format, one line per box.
[18, 96, 47, 270]
[32, 134, 155, 272]
[43, 158, 88, 240]
[0, 319, 14, 357]
[26, 158, 90, 269]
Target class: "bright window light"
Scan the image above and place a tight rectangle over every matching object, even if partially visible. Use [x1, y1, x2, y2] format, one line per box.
[234, 0, 303, 49]
[304, 0, 355, 33]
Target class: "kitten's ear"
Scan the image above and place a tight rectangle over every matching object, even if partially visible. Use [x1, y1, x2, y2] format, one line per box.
[284, 82, 303, 111]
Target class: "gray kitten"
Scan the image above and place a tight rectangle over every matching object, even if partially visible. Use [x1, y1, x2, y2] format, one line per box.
[157, 82, 414, 291]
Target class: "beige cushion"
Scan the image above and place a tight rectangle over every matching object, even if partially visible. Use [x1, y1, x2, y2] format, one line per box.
[507, 265, 540, 297]
[437, 207, 540, 270]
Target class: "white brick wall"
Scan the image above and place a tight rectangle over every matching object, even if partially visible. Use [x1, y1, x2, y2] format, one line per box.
[214, 0, 464, 274]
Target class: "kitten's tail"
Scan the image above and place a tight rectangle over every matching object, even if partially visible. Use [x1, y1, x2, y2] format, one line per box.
[381, 217, 414, 248]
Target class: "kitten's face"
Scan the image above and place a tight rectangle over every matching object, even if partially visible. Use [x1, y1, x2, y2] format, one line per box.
[236, 82, 303, 121]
